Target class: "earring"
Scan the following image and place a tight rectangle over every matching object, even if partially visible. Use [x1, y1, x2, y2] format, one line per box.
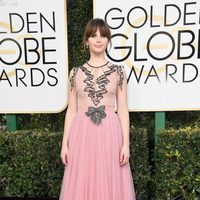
[84, 44, 89, 51]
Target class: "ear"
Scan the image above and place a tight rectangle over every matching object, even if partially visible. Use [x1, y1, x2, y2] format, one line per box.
[86, 41, 90, 47]
[107, 40, 112, 51]
[84, 42, 89, 49]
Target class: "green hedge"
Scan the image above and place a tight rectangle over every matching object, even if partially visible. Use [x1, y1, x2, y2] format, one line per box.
[0, 126, 150, 199]
[130, 125, 152, 200]
[153, 127, 200, 200]
[0, 130, 63, 197]
[1, 126, 200, 199]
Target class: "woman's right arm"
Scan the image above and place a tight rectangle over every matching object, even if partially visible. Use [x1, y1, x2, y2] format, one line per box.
[61, 68, 78, 165]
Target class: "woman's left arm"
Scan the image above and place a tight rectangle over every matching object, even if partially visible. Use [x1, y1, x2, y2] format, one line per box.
[116, 66, 130, 166]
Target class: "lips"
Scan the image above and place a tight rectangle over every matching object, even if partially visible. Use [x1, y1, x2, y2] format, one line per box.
[94, 45, 103, 48]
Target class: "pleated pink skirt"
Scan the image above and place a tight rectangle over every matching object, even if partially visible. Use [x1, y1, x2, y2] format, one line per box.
[59, 108, 136, 200]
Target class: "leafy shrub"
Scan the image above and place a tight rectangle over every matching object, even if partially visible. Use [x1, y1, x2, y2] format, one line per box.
[1, 123, 200, 199]
[153, 127, 200, 200]
[130, 126, 152, 200]
[0, 127, 150, 198]
[0, 130, 63, 197]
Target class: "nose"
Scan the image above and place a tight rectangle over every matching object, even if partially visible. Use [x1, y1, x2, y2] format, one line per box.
[96, 36, 102, 42]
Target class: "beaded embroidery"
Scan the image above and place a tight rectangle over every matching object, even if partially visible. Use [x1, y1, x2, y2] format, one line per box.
[69, 67, 79, 91]
[69, 65, 125, 125]
[80, 65, 124, 106]
[116, 65, 124, 90]
[85, 105, 107, 125]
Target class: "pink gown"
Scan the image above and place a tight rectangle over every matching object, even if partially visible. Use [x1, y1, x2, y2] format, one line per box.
[59, 64, 136, 200]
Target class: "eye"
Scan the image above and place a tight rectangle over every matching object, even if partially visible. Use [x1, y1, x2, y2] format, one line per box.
[90, 33, 96, 38]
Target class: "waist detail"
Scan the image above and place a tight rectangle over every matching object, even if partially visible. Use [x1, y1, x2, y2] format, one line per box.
[78, 105, 115, 113]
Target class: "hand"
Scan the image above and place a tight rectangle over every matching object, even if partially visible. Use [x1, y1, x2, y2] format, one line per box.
[119, 145, 130, 166]
[61, 144, 69, 166]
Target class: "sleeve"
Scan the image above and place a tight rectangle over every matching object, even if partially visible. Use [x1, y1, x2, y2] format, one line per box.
[69, 67, 78, 92]
[117, 65, 127, 91]
[67, 67, 78, 112]
[116, 65, 128, 111]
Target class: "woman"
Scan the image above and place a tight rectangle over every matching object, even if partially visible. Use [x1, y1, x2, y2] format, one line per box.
[59, 18, 136, 200]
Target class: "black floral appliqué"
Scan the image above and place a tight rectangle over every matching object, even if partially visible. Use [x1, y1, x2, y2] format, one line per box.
[69, 67, 79, 91]
[80, 65, 116, 106]
[85, 105, 107, 125]
[116, 65, 124, 90]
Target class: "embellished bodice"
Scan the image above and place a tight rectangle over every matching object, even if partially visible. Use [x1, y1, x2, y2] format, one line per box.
[69, 64, 126, 124]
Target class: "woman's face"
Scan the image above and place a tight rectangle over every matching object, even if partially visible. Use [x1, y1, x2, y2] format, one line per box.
[86, 28, 109, 54]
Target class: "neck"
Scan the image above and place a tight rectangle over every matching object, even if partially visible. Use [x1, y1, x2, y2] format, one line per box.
[88, 52, 107, 66]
